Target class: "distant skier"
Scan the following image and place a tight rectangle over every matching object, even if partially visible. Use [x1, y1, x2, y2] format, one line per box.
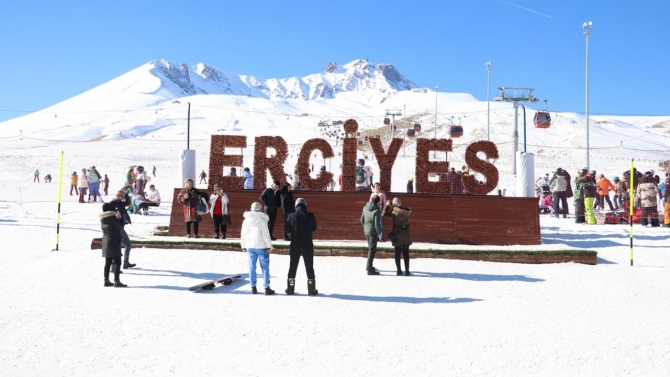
[34, 169, 40, 183]
[44, 174, 52, 183]
[199, 170, 207, 184]
[152, 165, 156, 177]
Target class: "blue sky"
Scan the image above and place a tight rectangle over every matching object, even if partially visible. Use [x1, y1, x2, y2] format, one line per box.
[0, 0, 667, 123]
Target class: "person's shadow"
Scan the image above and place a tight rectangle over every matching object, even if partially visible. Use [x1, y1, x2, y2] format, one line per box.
[409, 271, 544, 282]
[322, 293, 482, 304]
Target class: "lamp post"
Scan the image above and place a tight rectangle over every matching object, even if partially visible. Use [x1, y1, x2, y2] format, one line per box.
[486, 62, 491, 141]
[583, 21, 593, 169]
[521, 104, 527, 152]
[434, 85, 438, 158]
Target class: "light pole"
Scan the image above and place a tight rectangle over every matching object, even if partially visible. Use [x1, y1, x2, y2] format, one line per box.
[583, 21, 593, 169]
[434, 85, 438, 158]
[486, 62, 491, 141]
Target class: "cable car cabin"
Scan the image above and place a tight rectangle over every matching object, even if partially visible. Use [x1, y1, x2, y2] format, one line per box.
[414, 123, 421, 132]
[356, 132, 360, 136]
[406, 129, 416, 139]
[375, 134, 381, 139]
[358, 140, 363, 145]
[383, 118, 391, 125]
[533, 111, 551, 128]
[364, 136, 369, 141]
[449, 125, 463, 138]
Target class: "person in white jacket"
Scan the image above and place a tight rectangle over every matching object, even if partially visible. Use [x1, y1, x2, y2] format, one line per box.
[240, 202, 275, 295]
[208, 184, 230, 239]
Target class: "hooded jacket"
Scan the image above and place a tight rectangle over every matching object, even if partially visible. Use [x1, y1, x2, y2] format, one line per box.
[360, 202, 381, 236]
[70, 174, 78, 186]
[287, 204, 317, 249]
[384, 204, 413, 246]
[549, 173, 567, 192]
[243, 171, 254, 189]
[240, 211, 272, 249]
[209, 193, 229, 216]
[597, 177, 615, 196]
[635, 175, 659, 208]
[99, 211, 124, 258]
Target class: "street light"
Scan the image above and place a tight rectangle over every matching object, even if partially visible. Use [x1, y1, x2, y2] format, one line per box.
[434, 85, 438, 158]
[486, 62, 491, 141]
[583, 21, 593, 169]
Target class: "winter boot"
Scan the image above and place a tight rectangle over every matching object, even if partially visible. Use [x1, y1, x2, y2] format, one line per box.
[114, 280, 128, 288]
[123, 261, 136, 269]
[104, 279, 114, 287]
[307, 279, 318, 296]
[367, 268, 380, 276]
[405, 270, 411, 276]
[222, 233, 226, 239]
[251, 286, 258, 294]
[213, 233, 219, 239]
[397, 270, 402, 276]
[265, 287, 275, 296]
[285, 278, 295, 295]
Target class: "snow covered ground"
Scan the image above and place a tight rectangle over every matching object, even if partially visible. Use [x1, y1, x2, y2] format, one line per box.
[2, 136, 670, 376]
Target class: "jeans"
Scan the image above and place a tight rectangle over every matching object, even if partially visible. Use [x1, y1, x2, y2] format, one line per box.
[248, 248, 271, 288]
[379, 216, 385, 240]
[121, 229, 132, 262]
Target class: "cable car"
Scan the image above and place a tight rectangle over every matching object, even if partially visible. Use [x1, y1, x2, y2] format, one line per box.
[358, 140, 363, 145]
[406, 129, 416, 139]
[375, 134, 381, 139]
[534, 99, 551, 129]
[364, 136, 369, 141]
[383, 117, 390, 125]
[414, 123, 421, 132]
[449, 125, 463, 138]
[356, 132, 360, 136]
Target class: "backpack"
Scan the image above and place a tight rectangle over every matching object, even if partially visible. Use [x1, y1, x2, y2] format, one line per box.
[356, 166, 366, 185]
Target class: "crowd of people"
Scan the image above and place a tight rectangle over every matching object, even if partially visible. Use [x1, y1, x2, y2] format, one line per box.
[536, 167, 670, 227]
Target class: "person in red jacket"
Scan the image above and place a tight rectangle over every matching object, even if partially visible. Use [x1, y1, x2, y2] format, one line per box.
[596, 174, 615, 211]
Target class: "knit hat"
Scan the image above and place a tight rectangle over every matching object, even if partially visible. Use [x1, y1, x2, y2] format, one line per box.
[102, 203, 115, 212]
[295, 198, 307, 208]
[250, 202, 263, 211]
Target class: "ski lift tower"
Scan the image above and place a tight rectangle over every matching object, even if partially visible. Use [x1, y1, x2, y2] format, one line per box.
[494, 87, 538, 175]
[385, 109, 402, 138]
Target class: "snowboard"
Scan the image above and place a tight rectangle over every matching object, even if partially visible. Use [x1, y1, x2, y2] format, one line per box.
[189, 275, 241, 292]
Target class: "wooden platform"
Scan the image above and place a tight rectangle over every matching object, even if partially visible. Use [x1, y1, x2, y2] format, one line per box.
[168, 189, 541, 246]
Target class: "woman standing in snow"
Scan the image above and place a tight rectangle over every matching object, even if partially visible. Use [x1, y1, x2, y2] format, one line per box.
[384, 198, 413, 276]
[209, 184, 230, 239]
[177, 178, 202, 238]
[240, 202, 274, 295]
[78, 168, 89, 203]
[99, 202, 127, 287]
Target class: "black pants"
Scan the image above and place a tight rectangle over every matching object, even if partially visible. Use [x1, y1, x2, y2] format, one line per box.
[265, 208, 278, 237]
[601, 194, 614, 211]
[366, 235, 378, 270]
[70, 185, 78, 195]
[287, 248, 315, 279]
[593, 193, 601, 208]
[104, 256, 121, 281]
[137, 202, 159, 212]
[395, 245, 410, 272]
[640, 207, 660, 226]
[212, 214, 227, 235]
[186, 221, 199, 235]
[552, 192, 569, 215]
[574, 199, 585, 223]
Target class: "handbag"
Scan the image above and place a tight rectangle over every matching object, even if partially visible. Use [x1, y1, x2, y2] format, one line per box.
[221, 214, 232, 225]
[387, 232, 397, 242]
[195, 198, 209, 215]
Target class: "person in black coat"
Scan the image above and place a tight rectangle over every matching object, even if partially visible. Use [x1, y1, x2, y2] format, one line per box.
[259, 180, 281, 240]
[285, 198, 318, 296]
[110, 188, 135, 269]
[99, 203, 127, 287]
[280, 183, 295, 241]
